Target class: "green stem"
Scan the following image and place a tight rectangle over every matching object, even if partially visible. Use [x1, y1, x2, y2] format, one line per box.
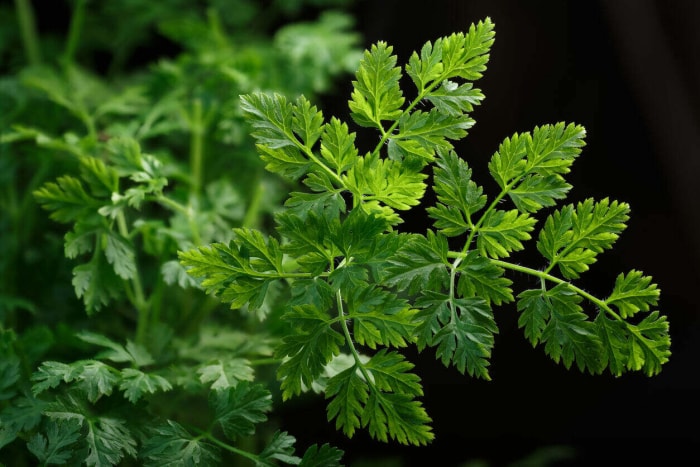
[153, 194, 190, 216]
[190, 99, 204, 198]
[63, 0, 86, 64]
[489, 257, 621, 320]
[188, 99, 205, 245]
[241, 176, 263, 229]
[371, 71, 453, 156]
[447, 256, 462, 323]
[336, 289, 374, 386]
[116, 211, 149, 342]
[14, 0, 41, 65]
[190, 427, 259, 463]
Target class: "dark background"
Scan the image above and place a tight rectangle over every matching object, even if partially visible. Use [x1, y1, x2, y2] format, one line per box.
[281, 1, 700, 466]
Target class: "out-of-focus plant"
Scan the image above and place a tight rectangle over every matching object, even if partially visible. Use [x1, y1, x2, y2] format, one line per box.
[0, 0, 360, 464]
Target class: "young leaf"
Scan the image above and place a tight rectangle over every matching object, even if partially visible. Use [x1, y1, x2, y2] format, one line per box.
[605, 270, 660, 319]
[425, 81, 485, 117]
[427, 150, 487, 236]
[406, 18, 495, 90]
[391, 110, 474, 166]
[343, 153, 427, 214]
[319, 117, 358, 176]
[537, 198, 630, 279]
[33, 176, 100, 223]
[240, 92, 297, 151]
[349, 41, 404, 128]
[178, 229, 285, 312]
[476, 209, 536, 259]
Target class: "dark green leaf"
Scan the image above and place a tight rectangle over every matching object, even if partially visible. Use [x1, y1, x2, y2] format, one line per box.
[210, 383, 272, 441]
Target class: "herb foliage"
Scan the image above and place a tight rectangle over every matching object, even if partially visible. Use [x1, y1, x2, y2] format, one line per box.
[1, 1, 358, 465]
[0, 3, 671, 465]
[181, 17, 671, 447]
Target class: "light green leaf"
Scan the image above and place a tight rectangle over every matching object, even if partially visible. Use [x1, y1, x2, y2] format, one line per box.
[291, 95, 325, 148]
[425, 80, 484, 116]
[349, 41, 404, 128]
[34, 176, 99, 223]
[456, 251, 513, 305]
[343, 154, 427, 212]
[406, 17, 494, 89]
[361, 391, 433, 446]
[240, 92, 296, 150]
[537, 198, 629, 279]
[394, 109, 473, 158]
[197, 359, 255, 391]
[427, 150, 487, 236]
[606, 270, 660, 319]
[319, 117, 357, 176]
[508, 174, 571, 213]
[477, 209, 536, 259]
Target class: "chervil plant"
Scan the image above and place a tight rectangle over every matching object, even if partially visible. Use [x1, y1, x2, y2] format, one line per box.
[180, 17, 671, 447]
[1, 1, 359, 465]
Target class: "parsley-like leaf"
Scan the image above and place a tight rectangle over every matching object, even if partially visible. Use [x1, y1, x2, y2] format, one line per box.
[537, 198, 629, 279]
[349, 41, 404, 128]
[210, 382, 272, 441]
[142, 420, 220, 467]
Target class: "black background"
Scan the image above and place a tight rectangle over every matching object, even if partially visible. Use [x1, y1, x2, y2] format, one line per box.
[281, 1, 700, 466]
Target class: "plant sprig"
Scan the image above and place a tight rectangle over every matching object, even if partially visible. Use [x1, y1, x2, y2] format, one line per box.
[180, 17, 670, 447]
